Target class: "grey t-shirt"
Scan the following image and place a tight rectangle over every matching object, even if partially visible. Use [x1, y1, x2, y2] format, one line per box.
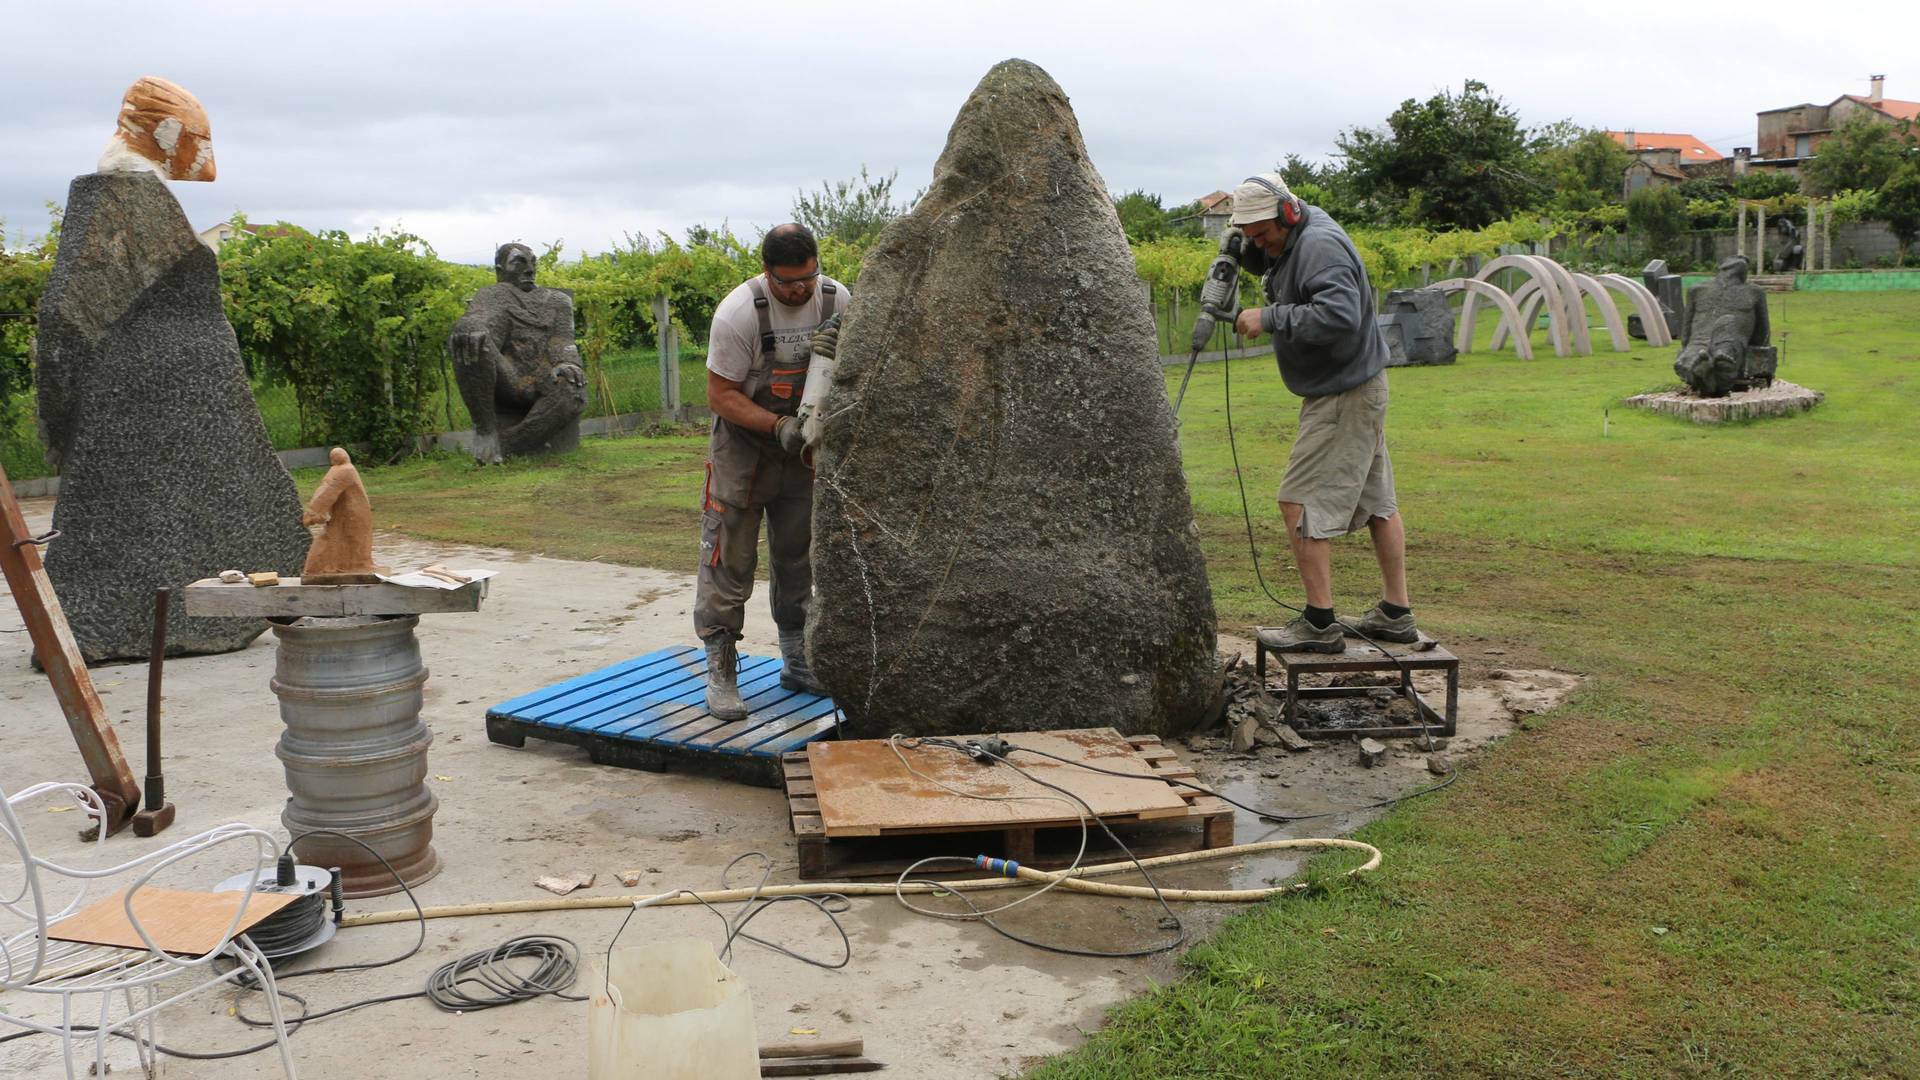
[706, 275, 849, 383]
[1243, 206, 1388, 399]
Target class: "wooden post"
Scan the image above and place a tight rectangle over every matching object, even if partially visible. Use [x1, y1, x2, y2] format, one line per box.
[1737, 201, 1747, 259]
[650, 295, 681, 417]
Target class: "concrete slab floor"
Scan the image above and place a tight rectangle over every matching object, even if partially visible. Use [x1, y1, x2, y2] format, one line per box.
[1, 500, 1574, 1078]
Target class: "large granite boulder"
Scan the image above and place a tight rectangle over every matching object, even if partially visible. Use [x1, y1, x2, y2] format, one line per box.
[35, 171, 309, 662]
[808, 59, 1219, 738]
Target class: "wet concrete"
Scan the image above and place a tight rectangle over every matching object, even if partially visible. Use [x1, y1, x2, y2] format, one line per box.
[0, 499, 1573, 1078]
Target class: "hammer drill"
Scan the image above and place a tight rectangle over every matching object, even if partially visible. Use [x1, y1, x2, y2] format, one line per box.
[1173, 226, 1245, 415]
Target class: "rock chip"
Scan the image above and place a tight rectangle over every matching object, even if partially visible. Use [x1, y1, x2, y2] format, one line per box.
[808, 60, 1218, 737]
[35, 172, 308, 661]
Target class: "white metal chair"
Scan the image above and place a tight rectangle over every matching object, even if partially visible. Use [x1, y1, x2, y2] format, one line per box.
[1, 780, 298, 1078]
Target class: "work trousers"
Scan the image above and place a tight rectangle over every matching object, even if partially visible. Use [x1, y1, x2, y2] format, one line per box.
[693, 452, 814, 642]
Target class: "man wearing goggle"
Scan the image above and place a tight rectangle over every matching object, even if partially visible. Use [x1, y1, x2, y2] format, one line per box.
[694, 224, 846, 718]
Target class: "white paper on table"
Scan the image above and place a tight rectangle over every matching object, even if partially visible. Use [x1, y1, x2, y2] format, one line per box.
[377, 568, 499, 591]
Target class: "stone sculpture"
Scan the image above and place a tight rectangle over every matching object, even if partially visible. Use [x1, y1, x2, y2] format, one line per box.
[96, 76, 216, 181]
[1629, 259, 1684, 340]
[301, 448, 380, 584]
[448, 244, 587, 463]
[35, 79, 308, 661]
[1674, 256, 1775, 398]
[808, 59, 1220, 739]
[1773, 217, 1804, 274]
[1377, 288, 1456, 367]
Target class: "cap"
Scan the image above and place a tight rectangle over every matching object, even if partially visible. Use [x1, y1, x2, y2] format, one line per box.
[1229, 173, 1292, 225]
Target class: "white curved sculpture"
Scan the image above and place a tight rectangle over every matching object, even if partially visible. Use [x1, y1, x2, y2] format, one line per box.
[1597, 273, 1673, 347]
[1494, 274, 1630, 354]
[1533, 256, 1594, 356]
[1430, 277, 1535, 361]
[1462, 255, 1572, 358]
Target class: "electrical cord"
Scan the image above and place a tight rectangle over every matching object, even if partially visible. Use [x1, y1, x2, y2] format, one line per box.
[1000, 741, 1457, 824]
[886, 737, 1188, 958]
[603, 850, 852, 987]
[0, 829, 581, 1062]
[1212, 319, 1431, 739]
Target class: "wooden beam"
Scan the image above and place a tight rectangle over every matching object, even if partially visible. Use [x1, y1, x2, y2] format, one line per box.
[181, 577, 487, 618]
[0, 462, 139, 833]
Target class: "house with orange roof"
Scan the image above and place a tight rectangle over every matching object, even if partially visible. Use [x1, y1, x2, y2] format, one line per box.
[1613, 130, 1726, 196]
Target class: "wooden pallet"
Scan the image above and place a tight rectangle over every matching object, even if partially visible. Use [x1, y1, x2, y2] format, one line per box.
[485, 645, 840, 787]
[782, 734, 1233, 879]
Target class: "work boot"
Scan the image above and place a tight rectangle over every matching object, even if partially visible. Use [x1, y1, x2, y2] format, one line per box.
[1336, 603, 1421, 645]
[778, 628, 830, 696]
[1256, 615, 1346, 654]
[704, 636, 749, 720]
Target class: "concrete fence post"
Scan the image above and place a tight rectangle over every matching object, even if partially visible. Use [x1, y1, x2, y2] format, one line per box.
[1756, 206, 1766, 272]
[1737, 201, 1747, 259]
[650, 294, 681, 416]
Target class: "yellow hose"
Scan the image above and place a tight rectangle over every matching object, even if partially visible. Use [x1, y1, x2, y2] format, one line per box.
[340, 838, 1379, 928]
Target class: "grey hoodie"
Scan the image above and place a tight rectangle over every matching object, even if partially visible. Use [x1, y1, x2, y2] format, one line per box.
[1240, 205, 1388, 398]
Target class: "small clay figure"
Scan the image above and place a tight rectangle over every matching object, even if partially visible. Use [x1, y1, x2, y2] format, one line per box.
[97, 76, 216, 181]
[301, 448, 379, 584]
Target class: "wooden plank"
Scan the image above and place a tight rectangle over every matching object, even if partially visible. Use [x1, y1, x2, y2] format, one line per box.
[491, 648, 699, 720]
[181, 577, 486, 617]
[0, 462, 140, 831]
[807, 729, 1192, 838]
[47, 887, 297, 956]
[761, 1038, 863, 1060]
[760, 1055, 886, 1075]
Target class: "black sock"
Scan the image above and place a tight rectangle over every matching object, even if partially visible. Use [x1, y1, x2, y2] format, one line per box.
[1304, 605, 1335, 629]
[1380, 600, 1411, 619]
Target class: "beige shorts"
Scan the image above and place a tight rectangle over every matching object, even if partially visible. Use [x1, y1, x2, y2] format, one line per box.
[1278, 372, 1396, 539]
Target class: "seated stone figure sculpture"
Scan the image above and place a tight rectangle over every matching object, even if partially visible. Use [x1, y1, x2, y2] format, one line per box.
[449, 243, 587, 462]
[1675, 256, 1774, 398]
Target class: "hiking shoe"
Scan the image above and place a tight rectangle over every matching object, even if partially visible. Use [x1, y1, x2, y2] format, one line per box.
[778, 628, 830, 696]
[1256, 616, 1346, 654]
[1336, 603, 1420, 645]
[704, 636, 749, 720]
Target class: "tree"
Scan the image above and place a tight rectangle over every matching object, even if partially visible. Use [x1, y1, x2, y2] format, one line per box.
[1337, 79, 1544, 228]
[1626, 186, 1689, 263]
[792, 166, 921, 244]
[0, 204, 61, 452]
[1532, 123, 1632, 210]
[1877, 162, 1920, 264]
[1804, 115, 1917, 194]
[1112, 189, 1171, 243]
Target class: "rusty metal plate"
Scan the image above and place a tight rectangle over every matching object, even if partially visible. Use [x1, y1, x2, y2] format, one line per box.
[806, 728, 1191, 838]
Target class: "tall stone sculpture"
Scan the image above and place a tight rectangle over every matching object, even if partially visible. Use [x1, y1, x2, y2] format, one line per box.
[448, 244, 587, 463]
[1674, 256, 1775, 398]
[35, 78, 309, 662]
[809, 59, 1220, 739]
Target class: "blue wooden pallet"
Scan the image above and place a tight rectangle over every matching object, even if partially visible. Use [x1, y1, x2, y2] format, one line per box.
[484, 645, 840, 787]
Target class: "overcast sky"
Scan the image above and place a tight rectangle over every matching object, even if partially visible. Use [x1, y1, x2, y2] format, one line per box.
[3, 1, 1910, 264]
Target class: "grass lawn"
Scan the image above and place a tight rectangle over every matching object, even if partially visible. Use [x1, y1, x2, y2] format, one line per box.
[322, 290, 1919, 1078]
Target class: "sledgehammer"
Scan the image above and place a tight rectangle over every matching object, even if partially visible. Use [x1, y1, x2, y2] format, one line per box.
[131, 588, 176, 836]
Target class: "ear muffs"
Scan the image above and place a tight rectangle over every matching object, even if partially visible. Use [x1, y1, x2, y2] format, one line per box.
[1244, 175, 1305, 227]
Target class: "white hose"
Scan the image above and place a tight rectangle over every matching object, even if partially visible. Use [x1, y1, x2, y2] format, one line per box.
[339, 837, 1379, 928]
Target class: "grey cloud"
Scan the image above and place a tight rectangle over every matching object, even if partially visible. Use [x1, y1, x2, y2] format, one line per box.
[4, 0, 1912, 262]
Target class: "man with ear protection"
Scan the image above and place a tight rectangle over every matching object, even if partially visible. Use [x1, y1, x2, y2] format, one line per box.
[1224, 172, 1415, 654]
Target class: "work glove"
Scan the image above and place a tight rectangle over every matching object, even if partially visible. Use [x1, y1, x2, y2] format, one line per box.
[810, 314, 841, 360]
[1217, 226, 1244, 259]
[773, 415, 807, 455]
